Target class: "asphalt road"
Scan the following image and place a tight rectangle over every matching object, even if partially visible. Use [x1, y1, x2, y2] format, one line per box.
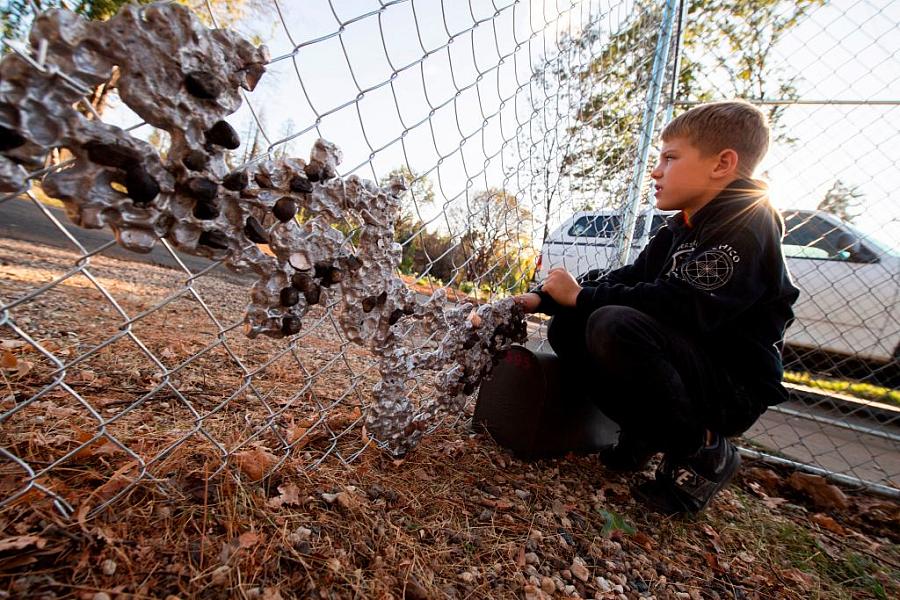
[3, 197, 898, 491]
[0, 197, 251, 286]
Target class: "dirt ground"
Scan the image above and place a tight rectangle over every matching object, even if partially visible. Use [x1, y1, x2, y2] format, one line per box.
[1, 238, 898, 599]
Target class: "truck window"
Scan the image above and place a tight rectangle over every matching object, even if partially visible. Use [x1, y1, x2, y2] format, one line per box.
[567, 215, 621, 238]
[634, 214, 667, 237]
[782, 212, 855, 260]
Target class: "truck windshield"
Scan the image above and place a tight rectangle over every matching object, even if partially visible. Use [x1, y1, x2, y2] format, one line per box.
[568, 215, 620, 237]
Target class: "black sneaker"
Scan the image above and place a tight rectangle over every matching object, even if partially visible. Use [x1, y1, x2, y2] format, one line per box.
[599, 432, 658, 473]
[632, 434, 741, 514]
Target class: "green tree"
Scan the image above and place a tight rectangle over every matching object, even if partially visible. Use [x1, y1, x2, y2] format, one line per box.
[676, 0, 825, 143]
[543, 0, 823, 195]
[377, 166, 437, 276]
[379, 165, 435, 227]
[455, 189, 534, 293]
[817, 180, 863, 223]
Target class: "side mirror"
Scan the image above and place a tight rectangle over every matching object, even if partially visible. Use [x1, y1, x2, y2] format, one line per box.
[835, 231, 878, 263]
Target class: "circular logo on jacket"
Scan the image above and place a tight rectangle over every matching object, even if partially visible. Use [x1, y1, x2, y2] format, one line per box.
[681, 249, 734, 290]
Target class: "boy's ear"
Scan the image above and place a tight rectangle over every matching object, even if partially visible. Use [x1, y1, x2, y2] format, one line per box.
[711, 148, 740, 180]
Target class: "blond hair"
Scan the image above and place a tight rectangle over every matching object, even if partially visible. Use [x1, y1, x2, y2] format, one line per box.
[662, 100, 770, 176]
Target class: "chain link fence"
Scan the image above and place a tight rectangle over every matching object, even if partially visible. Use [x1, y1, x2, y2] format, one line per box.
[0, 0, 897, 522]
[671, 0, 900, 496]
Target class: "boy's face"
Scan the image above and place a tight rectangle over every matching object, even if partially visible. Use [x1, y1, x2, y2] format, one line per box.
[650, 136, 723, 214]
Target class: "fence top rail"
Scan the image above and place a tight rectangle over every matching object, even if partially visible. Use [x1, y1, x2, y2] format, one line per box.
[676, 98, 900, 106]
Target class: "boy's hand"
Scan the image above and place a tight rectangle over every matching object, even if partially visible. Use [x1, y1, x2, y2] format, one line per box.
[542, 268, 582, 307]
[512, 292, 541, 313]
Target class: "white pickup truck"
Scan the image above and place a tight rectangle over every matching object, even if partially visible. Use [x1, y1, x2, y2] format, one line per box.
[536, 208, 900, 364]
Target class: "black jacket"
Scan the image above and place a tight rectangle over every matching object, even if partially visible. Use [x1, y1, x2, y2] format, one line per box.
[536, 179, 800, 405]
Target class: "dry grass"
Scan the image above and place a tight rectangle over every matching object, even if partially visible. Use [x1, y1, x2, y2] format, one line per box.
[1, 238, 898, 599]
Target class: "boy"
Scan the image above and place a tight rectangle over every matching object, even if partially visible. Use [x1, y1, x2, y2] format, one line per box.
[514, 100, 799, 514]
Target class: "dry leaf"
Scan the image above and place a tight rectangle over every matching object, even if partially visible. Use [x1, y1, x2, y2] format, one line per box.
[516, 545, 526, 568]
[94, 464, 139, 502]
[787, 472, 849, 510]
[745, 467, 781, 493]
[266, 483, 301, 509]
[630, 531, 655, 551]
[810, 513, 846, 535]
[238, 531, 262, 549]
[704, 552, 723, 573]
[13, 359, 32, 377]
[1, 350, 18, 369]
[233, 448, 278, 480]
[781, 567, 817, 587]
[0, 339, 27, 351]
[701, 524, 723, 553]
[0, 535, 47, 552]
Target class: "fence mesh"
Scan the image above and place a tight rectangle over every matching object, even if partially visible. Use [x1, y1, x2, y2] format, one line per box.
[0, 0, 897, 521]
[670, 0, 900, 496]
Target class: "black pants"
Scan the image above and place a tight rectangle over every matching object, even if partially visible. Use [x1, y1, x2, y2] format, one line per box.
[547, 305, 762, 456]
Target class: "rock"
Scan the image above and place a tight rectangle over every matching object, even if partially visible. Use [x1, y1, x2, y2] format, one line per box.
[281, 316, 301, 336]
[287, 527, 312, 546]
[523, 585, 542, 600]
[192, 198, 219, 220]
[125, 167, 160, 205]
[185, 70, 225, 99]
[223, 170, 250, 191]
[205, 120, 240, 149]
[321, 491, 354, 509]
[100, 559, 116, 576]
[198, 230, 229, 250]
[787, 472, 849, 510]
[524, 552, 540, 565]
[746, 466, 781, 493]
[458, 572, 475, 584]
[595, 577, 612, 592]
[182, 149, 208, 171]
[280, 287, 300, 307]
[540, 577, 555, 594]
[570, 557, 590, 582]
[185, 176, 218, 200]
[273, 197, 297, 222]
[289, 174, 313, 193]
[84, 140, 140, 169]
[243, 216, 268, 243]
[92, 594, 111, 600]
[515, 489, 531, 500]
[563, 585, 576, 596]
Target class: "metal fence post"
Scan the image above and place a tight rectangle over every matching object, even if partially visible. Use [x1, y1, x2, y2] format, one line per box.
[615, 0, 680, 268]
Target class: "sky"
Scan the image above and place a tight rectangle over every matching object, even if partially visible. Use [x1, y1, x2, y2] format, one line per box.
[14, 0, 900, 250]
[747, 0, 900, 249]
